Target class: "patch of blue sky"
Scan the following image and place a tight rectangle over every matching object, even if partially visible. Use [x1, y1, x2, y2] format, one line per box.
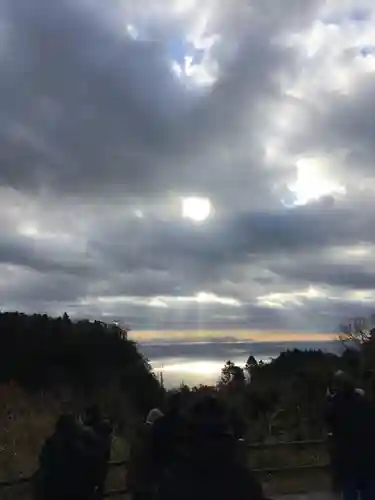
[166, 37, 209, 81]
[360, 46, 375, 58]
[167, 36, 206, 68]
[321, 6, 372, 26]
[349, 7, 372, 22]
[168, 38, 187, 66]
[124, 21, 209, 77]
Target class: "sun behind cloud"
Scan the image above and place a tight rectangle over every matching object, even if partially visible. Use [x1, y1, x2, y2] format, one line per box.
[181, 196, 212, 222]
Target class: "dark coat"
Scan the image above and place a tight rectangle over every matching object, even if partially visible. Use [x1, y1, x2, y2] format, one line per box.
[326, 390, 375, 480]
[149, 412, 187, 469]
[128, 422, 157, 494]
[34, 425, 103, 500]
[157, 421, 266, 500]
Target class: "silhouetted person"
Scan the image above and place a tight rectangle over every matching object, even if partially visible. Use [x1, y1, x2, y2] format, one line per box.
[93, 420, 113, 500]
[128, 408, 164, 500]
[157, 395, 266, 500]
[326, 384, 342, 496]
[228, 405, 247, 440]
[81, 405, 113, 499]
[82, 404, 102, 431]
[326, 371, 375, 500]
[35, 413, 98, 500]
[150, 393, 186, 475]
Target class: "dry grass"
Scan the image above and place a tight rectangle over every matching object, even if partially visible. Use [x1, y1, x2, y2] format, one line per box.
[248, 443, 329, 470]
[249, 443, 330, 495]
[0, 383, 134, 479]
[263, 469, 331, 496]
[0, 384, 64, 481]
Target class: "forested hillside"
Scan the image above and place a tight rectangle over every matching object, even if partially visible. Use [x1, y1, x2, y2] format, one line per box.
[0, 311, 161, 411]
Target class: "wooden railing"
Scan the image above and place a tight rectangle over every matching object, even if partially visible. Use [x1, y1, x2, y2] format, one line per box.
[0, 440, 329, 498]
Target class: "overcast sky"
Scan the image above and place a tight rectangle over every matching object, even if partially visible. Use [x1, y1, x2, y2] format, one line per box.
[1, 0, 375, 338]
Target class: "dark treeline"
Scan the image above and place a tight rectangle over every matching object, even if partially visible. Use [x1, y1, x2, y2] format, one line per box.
[0, 311, 161, 412]
[175, 329, 375, 442]
[3, 310, 375, 442]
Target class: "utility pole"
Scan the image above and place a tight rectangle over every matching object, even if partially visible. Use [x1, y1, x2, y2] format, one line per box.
[159, 364, 164, 389]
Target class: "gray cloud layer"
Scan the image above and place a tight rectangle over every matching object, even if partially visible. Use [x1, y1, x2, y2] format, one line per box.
[0, 0, 375, 334]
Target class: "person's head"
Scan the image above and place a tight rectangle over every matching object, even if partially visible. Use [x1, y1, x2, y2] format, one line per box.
[166, 391, 183, 416]
[189, 395, 233, 439]
[188, 396, 235, 464]
[332, 370, 355, 395]
[83, 404, 101, 426]
[55, 413, 77, 436]
[190, 395, 224, 422]
[191, 394, 222, 418]
[97, 419, 113, 437]
[145, 408, 164, 425]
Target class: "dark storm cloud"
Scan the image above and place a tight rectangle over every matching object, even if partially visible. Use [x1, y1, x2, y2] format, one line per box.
[0, 0, 323, 209]
[0, 0, 322, 211]
[0, 0, 189, 195]
[1, 199, 374, 290]
[88, 203, 375, 275]
[294, 296, 375, 332]
[274, 261, 375, 290]
[1, 193, 375, 331]
[0, 265, 87, 304]
[291, 73, 375, 187]
[0, 231, 95, 276]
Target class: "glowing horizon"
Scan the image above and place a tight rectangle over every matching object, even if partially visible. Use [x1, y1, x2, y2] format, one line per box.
[130, 329, 336, 343]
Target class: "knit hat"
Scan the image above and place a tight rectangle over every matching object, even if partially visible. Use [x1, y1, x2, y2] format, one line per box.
[145, 408, 164, 425]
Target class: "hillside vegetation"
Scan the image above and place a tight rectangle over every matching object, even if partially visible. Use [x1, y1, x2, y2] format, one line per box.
[0, 311, 161, 482]
[0, 311, 161, 411]
[179, 327, 375, 443]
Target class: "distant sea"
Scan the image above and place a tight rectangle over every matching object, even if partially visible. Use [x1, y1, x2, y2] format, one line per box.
[137, 339, 342, 388]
